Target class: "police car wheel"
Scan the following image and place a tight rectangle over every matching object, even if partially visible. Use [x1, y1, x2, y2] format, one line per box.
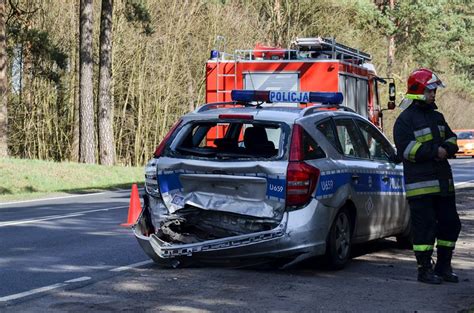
[326, 208, 352, 270]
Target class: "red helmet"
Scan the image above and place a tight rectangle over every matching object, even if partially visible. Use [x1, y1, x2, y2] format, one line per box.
[406, 68, 445, 100]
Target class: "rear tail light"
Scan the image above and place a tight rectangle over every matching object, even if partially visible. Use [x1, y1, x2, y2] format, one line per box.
[286, 162, 320, 207]
[286, 124, 320, 207]
[154, 119, 182, 158]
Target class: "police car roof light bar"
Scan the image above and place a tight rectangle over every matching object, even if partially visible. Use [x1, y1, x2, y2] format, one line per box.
[230, 90, 343, 105]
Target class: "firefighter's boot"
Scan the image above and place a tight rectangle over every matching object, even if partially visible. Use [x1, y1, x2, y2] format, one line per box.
[415, 251, 442, 284]
[435, 247, 459, 283]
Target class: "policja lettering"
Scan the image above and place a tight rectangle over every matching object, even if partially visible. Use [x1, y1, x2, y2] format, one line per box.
[269, 91, 309, 103]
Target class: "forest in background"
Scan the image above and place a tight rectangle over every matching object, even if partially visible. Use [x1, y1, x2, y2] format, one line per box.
[0, 0, 472, 166]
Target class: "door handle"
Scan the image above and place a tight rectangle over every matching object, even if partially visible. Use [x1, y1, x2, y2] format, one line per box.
[382, 176, 390, 182]
[351, 174, 360, 180]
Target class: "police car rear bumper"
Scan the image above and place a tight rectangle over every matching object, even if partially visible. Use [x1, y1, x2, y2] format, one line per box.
[133, 199, 329, 267]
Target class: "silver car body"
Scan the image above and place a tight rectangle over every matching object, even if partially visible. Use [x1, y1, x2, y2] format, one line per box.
[134, 105, 409, 268]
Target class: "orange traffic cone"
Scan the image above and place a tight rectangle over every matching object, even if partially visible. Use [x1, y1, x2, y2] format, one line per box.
[121, 184, 142, 227]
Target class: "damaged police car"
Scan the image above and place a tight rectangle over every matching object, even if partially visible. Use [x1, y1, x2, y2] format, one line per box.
[134, 90, 410, 269]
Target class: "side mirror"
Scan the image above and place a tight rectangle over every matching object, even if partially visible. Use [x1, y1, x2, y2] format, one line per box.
[387, 82, 396, 110]
[389, 82, 396, 101]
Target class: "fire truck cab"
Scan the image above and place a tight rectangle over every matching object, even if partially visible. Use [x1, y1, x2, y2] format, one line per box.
[206, 37, 395, 128]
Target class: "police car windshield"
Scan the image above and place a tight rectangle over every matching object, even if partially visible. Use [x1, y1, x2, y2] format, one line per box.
[170, 121, 284, 160]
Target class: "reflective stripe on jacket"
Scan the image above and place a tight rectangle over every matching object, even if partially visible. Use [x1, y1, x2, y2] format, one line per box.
[393, 101, 458, 198]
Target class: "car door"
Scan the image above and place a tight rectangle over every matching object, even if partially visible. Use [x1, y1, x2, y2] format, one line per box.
[353, 118, 406, 237]
[331, 117, 374, 240]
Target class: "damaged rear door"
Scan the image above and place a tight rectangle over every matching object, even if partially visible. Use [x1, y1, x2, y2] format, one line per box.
[153, 119, 291, 243]
[158, 119, 290, 219]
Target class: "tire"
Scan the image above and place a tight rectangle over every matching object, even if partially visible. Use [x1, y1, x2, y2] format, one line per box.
[326, 208, 352, 270]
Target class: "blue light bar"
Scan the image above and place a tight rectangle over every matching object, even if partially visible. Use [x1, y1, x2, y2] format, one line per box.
[230, 90, 269, 102]
[231, 90, 343, 104]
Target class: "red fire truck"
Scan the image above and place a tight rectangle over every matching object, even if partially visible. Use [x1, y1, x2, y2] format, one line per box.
[205, 37, 395, 128]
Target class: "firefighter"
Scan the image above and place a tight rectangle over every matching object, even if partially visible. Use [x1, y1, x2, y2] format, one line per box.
[393, 68, 462, 284]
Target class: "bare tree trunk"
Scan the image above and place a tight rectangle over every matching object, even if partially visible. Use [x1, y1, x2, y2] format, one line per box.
[71, 0, 80, 162]
[0, 0, 8, 157]
[72, 53, 80, 162]
[386, 0, 396, 77]
[79, 0, 95, 163]
[98, 0, 114, 165]
[273, 0, 282, 46]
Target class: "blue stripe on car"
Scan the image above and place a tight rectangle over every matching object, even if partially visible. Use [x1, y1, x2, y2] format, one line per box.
[158, 172, 182, 193]
[157, 170, 404, 201]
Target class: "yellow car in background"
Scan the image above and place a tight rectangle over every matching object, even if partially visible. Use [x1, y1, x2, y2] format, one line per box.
[454, 129, 474, 158]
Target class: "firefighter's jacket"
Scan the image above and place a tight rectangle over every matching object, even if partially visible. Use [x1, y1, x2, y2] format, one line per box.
[393, 101, 458, 198]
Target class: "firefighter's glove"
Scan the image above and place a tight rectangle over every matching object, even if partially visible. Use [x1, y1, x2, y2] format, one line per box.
[436, 146, 448, 161]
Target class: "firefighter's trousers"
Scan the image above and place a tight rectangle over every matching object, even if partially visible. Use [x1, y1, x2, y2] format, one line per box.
[408, 195, 462, 254]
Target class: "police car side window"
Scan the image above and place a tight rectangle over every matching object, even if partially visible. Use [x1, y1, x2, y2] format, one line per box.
[316, 119, 342, 154]
[302, 131, 326, 160]
[355, 119, 392, 161]
[333, 118, 369, 159]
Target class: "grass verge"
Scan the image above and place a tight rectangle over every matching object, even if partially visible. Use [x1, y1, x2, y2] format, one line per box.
[0, 158, 144, 202]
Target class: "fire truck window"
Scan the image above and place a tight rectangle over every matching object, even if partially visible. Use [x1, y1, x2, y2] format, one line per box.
[338, 76, 346, 107]
[357, 79, 368, 118]
[355, 119, 392, 161]
[346, 76, 357, 112]
[339, 75, 368, 118]
[244, 73, 298, 99]
[334, 119, 369, 159]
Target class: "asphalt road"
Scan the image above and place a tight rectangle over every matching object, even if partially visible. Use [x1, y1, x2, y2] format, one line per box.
[450, 157, 474, 186]
[0, 158, 473, 308]
[0, 190, 149, 302]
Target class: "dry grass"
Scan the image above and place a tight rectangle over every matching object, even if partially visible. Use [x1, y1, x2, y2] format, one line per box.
[0, 157, 144, 201]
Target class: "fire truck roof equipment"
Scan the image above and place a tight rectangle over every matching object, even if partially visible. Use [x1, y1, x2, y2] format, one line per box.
[291, 37, 371, 63]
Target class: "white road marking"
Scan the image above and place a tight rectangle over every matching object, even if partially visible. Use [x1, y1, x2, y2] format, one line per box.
[0, 259, 152, 303]
[110, 260, 154, 272]
[0, 283, 66, 302]
[0, 192, 107, 206]
[451, 159, 474, 164]
[65, 276, 92, 283]
[0, 206, 128, 227]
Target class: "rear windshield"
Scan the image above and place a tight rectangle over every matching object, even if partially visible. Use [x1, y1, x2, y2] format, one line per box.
[168, 120, 288, 160]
